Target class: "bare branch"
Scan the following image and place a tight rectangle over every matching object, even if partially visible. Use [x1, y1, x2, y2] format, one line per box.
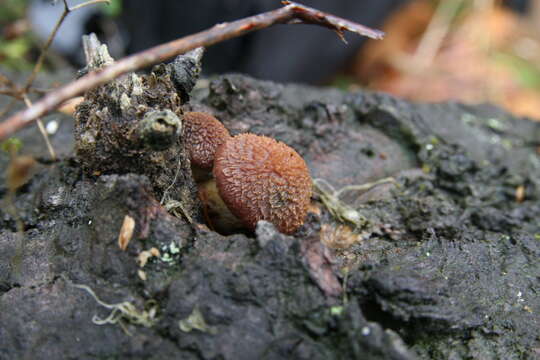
[0, 73, 17, 89]
[280, 1, 384, 40]
[0, 89, 22, 99]
[0, 2, 383, 141]
[1, 0, 109, 158]
[22, 4, 69, 93]
[24, 0, 110, 93]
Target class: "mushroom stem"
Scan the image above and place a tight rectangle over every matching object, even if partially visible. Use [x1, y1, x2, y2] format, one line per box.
[198, 179, 243, 234]
[191, 164, 213, 183]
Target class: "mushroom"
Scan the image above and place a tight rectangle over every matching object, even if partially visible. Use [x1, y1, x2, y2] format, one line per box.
[198, 179, 245, 233]
[200, 133, 312, 234]
[183, 111, 231, 181]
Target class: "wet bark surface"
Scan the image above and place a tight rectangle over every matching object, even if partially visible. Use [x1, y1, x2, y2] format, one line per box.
[1, 72, 539, 359]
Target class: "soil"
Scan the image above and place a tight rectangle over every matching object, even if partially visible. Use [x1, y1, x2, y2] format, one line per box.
[0, 69, 539, 359]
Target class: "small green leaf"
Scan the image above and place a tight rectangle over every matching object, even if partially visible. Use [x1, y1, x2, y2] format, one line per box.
[1, 137, 23, 154]
[330, 306, 344, 316]
[103, 0, 122, 17]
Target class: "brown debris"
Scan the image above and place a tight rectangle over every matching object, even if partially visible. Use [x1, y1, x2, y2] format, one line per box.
[138, 247, 161, 267]
[353, 0, 540, 120]
[320, 224, 362, 250]
[57, 96, 85, 116]
[6, 155, 36, 192]
[300, 233, 342, 297]
[515, 185, 525, 203]
[118, 215, 135, 251]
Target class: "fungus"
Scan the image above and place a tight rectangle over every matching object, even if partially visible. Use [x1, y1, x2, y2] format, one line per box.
[198, 179, 245, 233]
[183, 111, 230, 180]
[202, 133, 312, 234]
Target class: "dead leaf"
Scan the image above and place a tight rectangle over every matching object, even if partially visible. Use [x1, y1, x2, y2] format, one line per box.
[352, 0, 540, 120]
[6, 155, 36, 192]
[301, 233, 342, 297]
[320, 223, 361, 250]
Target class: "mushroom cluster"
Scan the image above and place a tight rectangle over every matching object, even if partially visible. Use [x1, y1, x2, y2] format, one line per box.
[183, 112, 312, 235]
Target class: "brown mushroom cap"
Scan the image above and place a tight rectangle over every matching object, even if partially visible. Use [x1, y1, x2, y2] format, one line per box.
[183, 112, 230, 170]
[213, 133, 312, 234]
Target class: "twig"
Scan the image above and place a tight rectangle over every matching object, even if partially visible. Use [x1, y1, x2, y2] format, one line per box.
[23, 0, 111, 93]
[0, 89, 22, 98]
[28, 87, 53, 95]
[0, 0, 109, 160]
[21, 2, 69, 93]
[0, 1, 383, 141]
[0, 73, 17, 89]
[334, 176, 396, 197]
[69, 0, 110, 12]
[22, 95, 57, 160]
[313, 177, 396, 227]
[0, 73, 23, 100]
[0, 86, 55, 97]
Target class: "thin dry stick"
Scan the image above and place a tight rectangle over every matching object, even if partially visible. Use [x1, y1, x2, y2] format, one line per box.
[0, 74, 21, 118]
[0, 0, 110, 159]
[0, 89, 21, 98]
[0, 87, 46, 97]
[0, 74, 23, 121]
[22, 95, 57, 159]
[0, 73, 17, 89]
[69, 0, 109, 12]
[23, 0, 111, 93]
[0, 1, 383, 141]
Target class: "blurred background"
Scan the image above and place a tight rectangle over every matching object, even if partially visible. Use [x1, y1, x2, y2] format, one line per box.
[1, 0, 540, 120]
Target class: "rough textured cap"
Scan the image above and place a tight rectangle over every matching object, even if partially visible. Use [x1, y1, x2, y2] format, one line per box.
[213, 134, 312, 234]
[183, 112, 230, 169]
